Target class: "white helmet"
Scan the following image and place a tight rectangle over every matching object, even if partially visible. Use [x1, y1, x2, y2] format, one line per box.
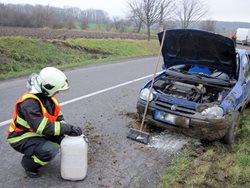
[36, 67, 69, 96]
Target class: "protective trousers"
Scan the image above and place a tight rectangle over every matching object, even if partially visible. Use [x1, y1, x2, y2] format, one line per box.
[10, 137, 61, 172]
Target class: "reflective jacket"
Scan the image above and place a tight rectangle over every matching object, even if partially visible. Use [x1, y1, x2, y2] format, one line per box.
[7, 92, 72, 144]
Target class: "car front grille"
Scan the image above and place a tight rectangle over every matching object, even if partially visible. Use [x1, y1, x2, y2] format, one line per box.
[155, 98, 196, 115]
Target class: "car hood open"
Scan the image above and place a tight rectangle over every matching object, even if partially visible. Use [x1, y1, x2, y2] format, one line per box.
[158, 29, 236, 78]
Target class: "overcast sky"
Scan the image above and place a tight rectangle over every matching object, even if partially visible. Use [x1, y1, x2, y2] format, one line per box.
[0, 0, 249, 23]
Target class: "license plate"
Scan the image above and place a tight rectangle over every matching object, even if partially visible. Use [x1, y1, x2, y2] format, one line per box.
[154, 111, 189, 128]
[154, 111, 176, 124]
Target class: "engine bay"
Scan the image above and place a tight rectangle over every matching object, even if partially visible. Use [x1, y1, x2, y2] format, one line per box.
[153, 75, 230, 103]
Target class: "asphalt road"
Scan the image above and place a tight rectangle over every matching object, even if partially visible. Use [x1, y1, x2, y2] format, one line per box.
[0, 57, 190, 188]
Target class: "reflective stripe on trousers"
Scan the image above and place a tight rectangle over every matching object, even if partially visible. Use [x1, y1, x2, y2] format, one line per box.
[6, 132, 43, 144]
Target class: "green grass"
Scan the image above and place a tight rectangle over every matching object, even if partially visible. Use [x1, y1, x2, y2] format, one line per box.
[0, 36, 159, 80]
[64, 38, 159, 56]
[158, 109, 250, 188]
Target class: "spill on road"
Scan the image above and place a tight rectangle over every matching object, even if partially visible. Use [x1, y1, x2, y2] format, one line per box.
[148, 131, 191, 152]
[125, 112, 194, 152]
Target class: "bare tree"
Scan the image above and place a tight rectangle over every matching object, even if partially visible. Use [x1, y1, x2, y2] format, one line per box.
[80, 19, 89, 30]
[104, 20, 113, 32]
[175, 0, 207, 29]
[0, 3, 113, 29]
[127, 11, 143, 33]
[31, 5, 46, 27]
[113, 16, 122, 31]
[113, 17, 129, 32]
[159, 0, 175, 31]
[199, 19, 217, 33]
[128, 0, 174, 41]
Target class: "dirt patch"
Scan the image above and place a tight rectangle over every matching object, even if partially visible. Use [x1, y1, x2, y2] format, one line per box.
[189, 142, 207, 158]
[83, 121, 102, 164]
[125, 112, 163, 133]
[52, 40, 112, 56]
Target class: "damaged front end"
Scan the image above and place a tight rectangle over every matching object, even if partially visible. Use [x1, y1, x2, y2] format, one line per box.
[137, 100, 232, 141]
[136, 29, 242, 142]
[137, 71, 235, 141]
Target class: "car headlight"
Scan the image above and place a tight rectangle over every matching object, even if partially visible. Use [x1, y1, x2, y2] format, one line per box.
[201, 106, 224, 118]
[139, 88, 153, 101]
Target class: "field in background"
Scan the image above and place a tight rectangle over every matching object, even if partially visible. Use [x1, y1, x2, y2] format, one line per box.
[0, 36, 159, 80]
[0, 26, 154, 40]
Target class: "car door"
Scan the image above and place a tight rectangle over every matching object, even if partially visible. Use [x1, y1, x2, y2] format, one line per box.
[242, 54, 250, 105]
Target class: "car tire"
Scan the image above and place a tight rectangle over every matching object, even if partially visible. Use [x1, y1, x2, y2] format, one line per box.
[221, 111, 240, 144]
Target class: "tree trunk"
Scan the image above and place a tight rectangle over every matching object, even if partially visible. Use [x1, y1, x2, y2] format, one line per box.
[136, 21, 142, 33]
[147, 24, 150, 41]
[159, 3, 164, 31]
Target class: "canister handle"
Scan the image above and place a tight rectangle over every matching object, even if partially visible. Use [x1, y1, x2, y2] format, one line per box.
[81, 134, 89, 143]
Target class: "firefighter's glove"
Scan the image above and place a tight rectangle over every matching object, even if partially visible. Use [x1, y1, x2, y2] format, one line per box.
[69, 126, 82, 136]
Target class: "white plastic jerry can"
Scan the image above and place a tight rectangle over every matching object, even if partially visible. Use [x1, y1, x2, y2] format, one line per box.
[60, 135, 88, 181]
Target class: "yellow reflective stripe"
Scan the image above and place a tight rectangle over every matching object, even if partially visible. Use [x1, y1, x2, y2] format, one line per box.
[59, 111, 63, 116]
[6, 132, 43, 144]
[60, 120, 66, 123]
[9, 126, 14, 132]
[8, 120, 15, 132]
[32, 155, 48, 166]
[22, 93, 47, 114]
[52, 97, 59, 105]
[41, 106, 47, 114]
[22, 93, 39, 101]
[16, 116, 31, 129]
[36, 117, 48, 135]
[54, 122, 60, 136]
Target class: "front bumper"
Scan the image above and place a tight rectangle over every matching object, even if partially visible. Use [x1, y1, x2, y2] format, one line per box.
[137, 100, 229, 140]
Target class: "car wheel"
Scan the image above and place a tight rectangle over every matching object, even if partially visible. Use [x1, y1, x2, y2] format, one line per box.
[221, 111, 240, 144]
[246, 101, 250, 109]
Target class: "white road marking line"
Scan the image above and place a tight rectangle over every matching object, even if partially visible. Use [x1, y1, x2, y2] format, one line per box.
[0, 73, 156, 127]
[0, 120, 11, 127]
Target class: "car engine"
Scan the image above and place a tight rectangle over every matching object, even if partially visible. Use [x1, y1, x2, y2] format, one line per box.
[153, 77, 229, 103]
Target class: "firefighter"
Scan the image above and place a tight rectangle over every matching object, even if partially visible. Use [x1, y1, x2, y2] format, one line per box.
[7, 67, 82, 178]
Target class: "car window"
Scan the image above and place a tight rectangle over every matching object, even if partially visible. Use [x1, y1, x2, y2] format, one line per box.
[242, 54, 250, 80]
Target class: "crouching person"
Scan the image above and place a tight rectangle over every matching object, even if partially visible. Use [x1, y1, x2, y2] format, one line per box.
[7, 67, 82, 178]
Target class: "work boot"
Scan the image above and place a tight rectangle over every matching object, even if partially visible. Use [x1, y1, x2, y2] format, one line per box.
[21, 156, 41, 178]
[24, 169, 40, 178]
[21, 159, 40, 178]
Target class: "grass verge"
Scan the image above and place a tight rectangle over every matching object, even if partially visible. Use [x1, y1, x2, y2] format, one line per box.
[0, 36, 159, 80]
[158, 109, 250, 188]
